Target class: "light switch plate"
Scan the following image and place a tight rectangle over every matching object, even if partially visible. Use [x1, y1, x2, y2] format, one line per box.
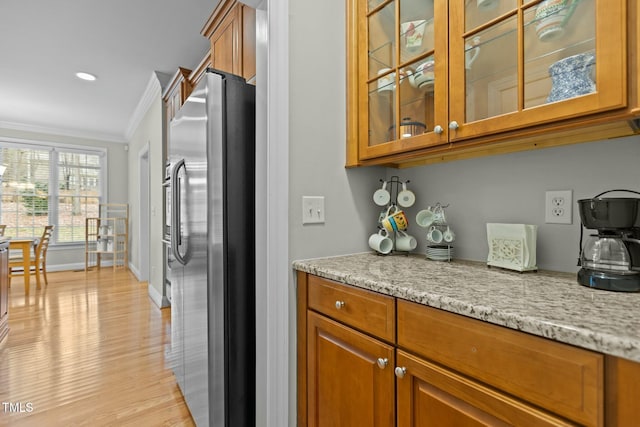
[302, 196, 325, 224]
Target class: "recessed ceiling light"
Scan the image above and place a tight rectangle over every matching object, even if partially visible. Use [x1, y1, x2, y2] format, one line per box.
[75, 72, 97, 81]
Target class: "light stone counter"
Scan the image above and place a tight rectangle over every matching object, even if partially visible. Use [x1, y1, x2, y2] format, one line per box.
[293, 252, 640, 362]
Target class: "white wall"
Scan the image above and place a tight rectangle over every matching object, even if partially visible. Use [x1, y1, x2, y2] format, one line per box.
[0, 126, 128, 270]
[127, 81, 165, 303]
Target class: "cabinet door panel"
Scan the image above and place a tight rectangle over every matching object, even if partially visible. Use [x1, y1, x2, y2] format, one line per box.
[358, 0, 449, 161]
[449, 0, 625, 141]
[396, 350, 575, 427]
[397, 300, 603, 426]
[307, 311, 394, 427]
[242, 5, 256, 81]
[211, 9, 239, 75]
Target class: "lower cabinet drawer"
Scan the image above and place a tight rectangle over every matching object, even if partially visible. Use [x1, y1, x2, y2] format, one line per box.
[307, 275, 395, 342]
[397, 300, 603, 427]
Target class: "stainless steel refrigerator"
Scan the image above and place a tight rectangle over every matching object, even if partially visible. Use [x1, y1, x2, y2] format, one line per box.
[165, 69, 255, 426]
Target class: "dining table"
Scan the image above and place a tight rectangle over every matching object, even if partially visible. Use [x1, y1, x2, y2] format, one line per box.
[9, 237, 39, 294]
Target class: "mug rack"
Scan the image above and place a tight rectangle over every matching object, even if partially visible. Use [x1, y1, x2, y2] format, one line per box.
[379, 176, 409, 207]
[372, 176, 416, 256]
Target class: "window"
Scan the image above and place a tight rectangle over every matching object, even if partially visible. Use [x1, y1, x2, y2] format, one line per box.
[0, 139, 106, 244]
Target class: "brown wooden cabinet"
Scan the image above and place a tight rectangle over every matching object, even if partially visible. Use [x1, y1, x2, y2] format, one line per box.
[297, 271, 619, 427]
[346, 0, 640, 167]
[397, 299, 603, 426]
[307, 311, 395, 427]
[396, 350, 571, 427]
[202, 0, 256, 83]
[188, 52, 213, 89]
[0, 241, 9, 343]
[162, 67, 192, 163]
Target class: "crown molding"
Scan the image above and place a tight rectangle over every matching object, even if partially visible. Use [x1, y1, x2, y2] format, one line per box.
[0, 120, 127, 143]
[123, 71, 164, 142]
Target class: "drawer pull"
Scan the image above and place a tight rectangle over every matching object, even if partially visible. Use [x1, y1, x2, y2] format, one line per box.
[394, 366, 407, 378]
[335, 300, 345, 309]
[376, 358, 388, 369]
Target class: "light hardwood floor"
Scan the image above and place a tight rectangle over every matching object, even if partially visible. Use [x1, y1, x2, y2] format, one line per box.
[0, 269, 195, 426]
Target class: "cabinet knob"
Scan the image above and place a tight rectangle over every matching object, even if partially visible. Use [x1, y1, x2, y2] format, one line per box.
[448, 121, 459, 130]
[335, 300, 345, 309]
[377, 358, 388, 369]
[433, 125, 444, 135]
[394, 366, 407, 378]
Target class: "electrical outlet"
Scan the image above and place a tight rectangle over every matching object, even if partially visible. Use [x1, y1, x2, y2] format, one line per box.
[545, 190, 572, 224]
[302, 196, 325, 224]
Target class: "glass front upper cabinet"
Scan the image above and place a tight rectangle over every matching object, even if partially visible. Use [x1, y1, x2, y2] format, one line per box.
[353, 0, 627, 162]
[449, 0, 626, 141]
[361, 0, 448, 160]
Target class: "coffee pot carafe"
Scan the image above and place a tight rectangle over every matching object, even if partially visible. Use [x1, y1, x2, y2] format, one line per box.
[577, 190, 640, 292]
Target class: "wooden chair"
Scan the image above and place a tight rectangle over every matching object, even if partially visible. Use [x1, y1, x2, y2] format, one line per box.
[9, 225, 54, 292]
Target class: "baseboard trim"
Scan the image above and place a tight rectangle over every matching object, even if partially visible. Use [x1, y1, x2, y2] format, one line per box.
[148, 282, 170, 309]
[129, 263, 141, 280]
[48, 262, 95, 272]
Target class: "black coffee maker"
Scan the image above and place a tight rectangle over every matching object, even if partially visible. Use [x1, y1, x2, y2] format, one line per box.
[578, 190, 640, 292]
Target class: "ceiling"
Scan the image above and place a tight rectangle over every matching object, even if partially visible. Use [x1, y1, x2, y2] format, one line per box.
[0, 0, 219, 143]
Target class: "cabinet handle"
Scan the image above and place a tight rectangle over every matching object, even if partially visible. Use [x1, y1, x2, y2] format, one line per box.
[448, 121, 459, 131]
[377, 358, 388, 369]
[335, 300, 345, 309]
[394, 366, 407, 378]
[433, 125, 444, 135]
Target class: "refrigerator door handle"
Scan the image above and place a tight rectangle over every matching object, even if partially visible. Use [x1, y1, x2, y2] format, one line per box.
[171, 159, 187, 265]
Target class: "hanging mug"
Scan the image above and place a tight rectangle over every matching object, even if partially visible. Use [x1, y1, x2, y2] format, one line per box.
[397, 182, 416, 208]
[382, 209, 409, 232]
[373, 180, 391, 206]
[369, 229, 393, 254]
[427, 226, 443, 244]
[416, 208, 437, 228]
[396, 230, 418, 252]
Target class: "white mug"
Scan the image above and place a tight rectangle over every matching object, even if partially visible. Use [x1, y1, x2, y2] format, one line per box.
[373, 180, 391, 206]
[369, 229, 393, 254]
[416, 208, 436, 228]
[427, 226, 443, 244]
[443, 226, 455, 243]
[397, 182, 416, 208]
[396, 230, 417, 252]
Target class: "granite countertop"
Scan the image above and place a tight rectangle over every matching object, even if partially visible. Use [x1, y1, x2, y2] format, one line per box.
[293, 252, 640, 363]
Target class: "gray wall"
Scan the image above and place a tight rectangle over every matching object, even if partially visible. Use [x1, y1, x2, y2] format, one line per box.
[395, 135, 640, 273]
[127, 88, 165, 298]
[0, 127, 128, 270]
[288, 0, 383, 264]
[128, 88, 166, 304]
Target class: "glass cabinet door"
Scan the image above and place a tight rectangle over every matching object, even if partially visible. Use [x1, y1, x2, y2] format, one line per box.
[449, 0, 626, 142]
[359, 0, 448, 160]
